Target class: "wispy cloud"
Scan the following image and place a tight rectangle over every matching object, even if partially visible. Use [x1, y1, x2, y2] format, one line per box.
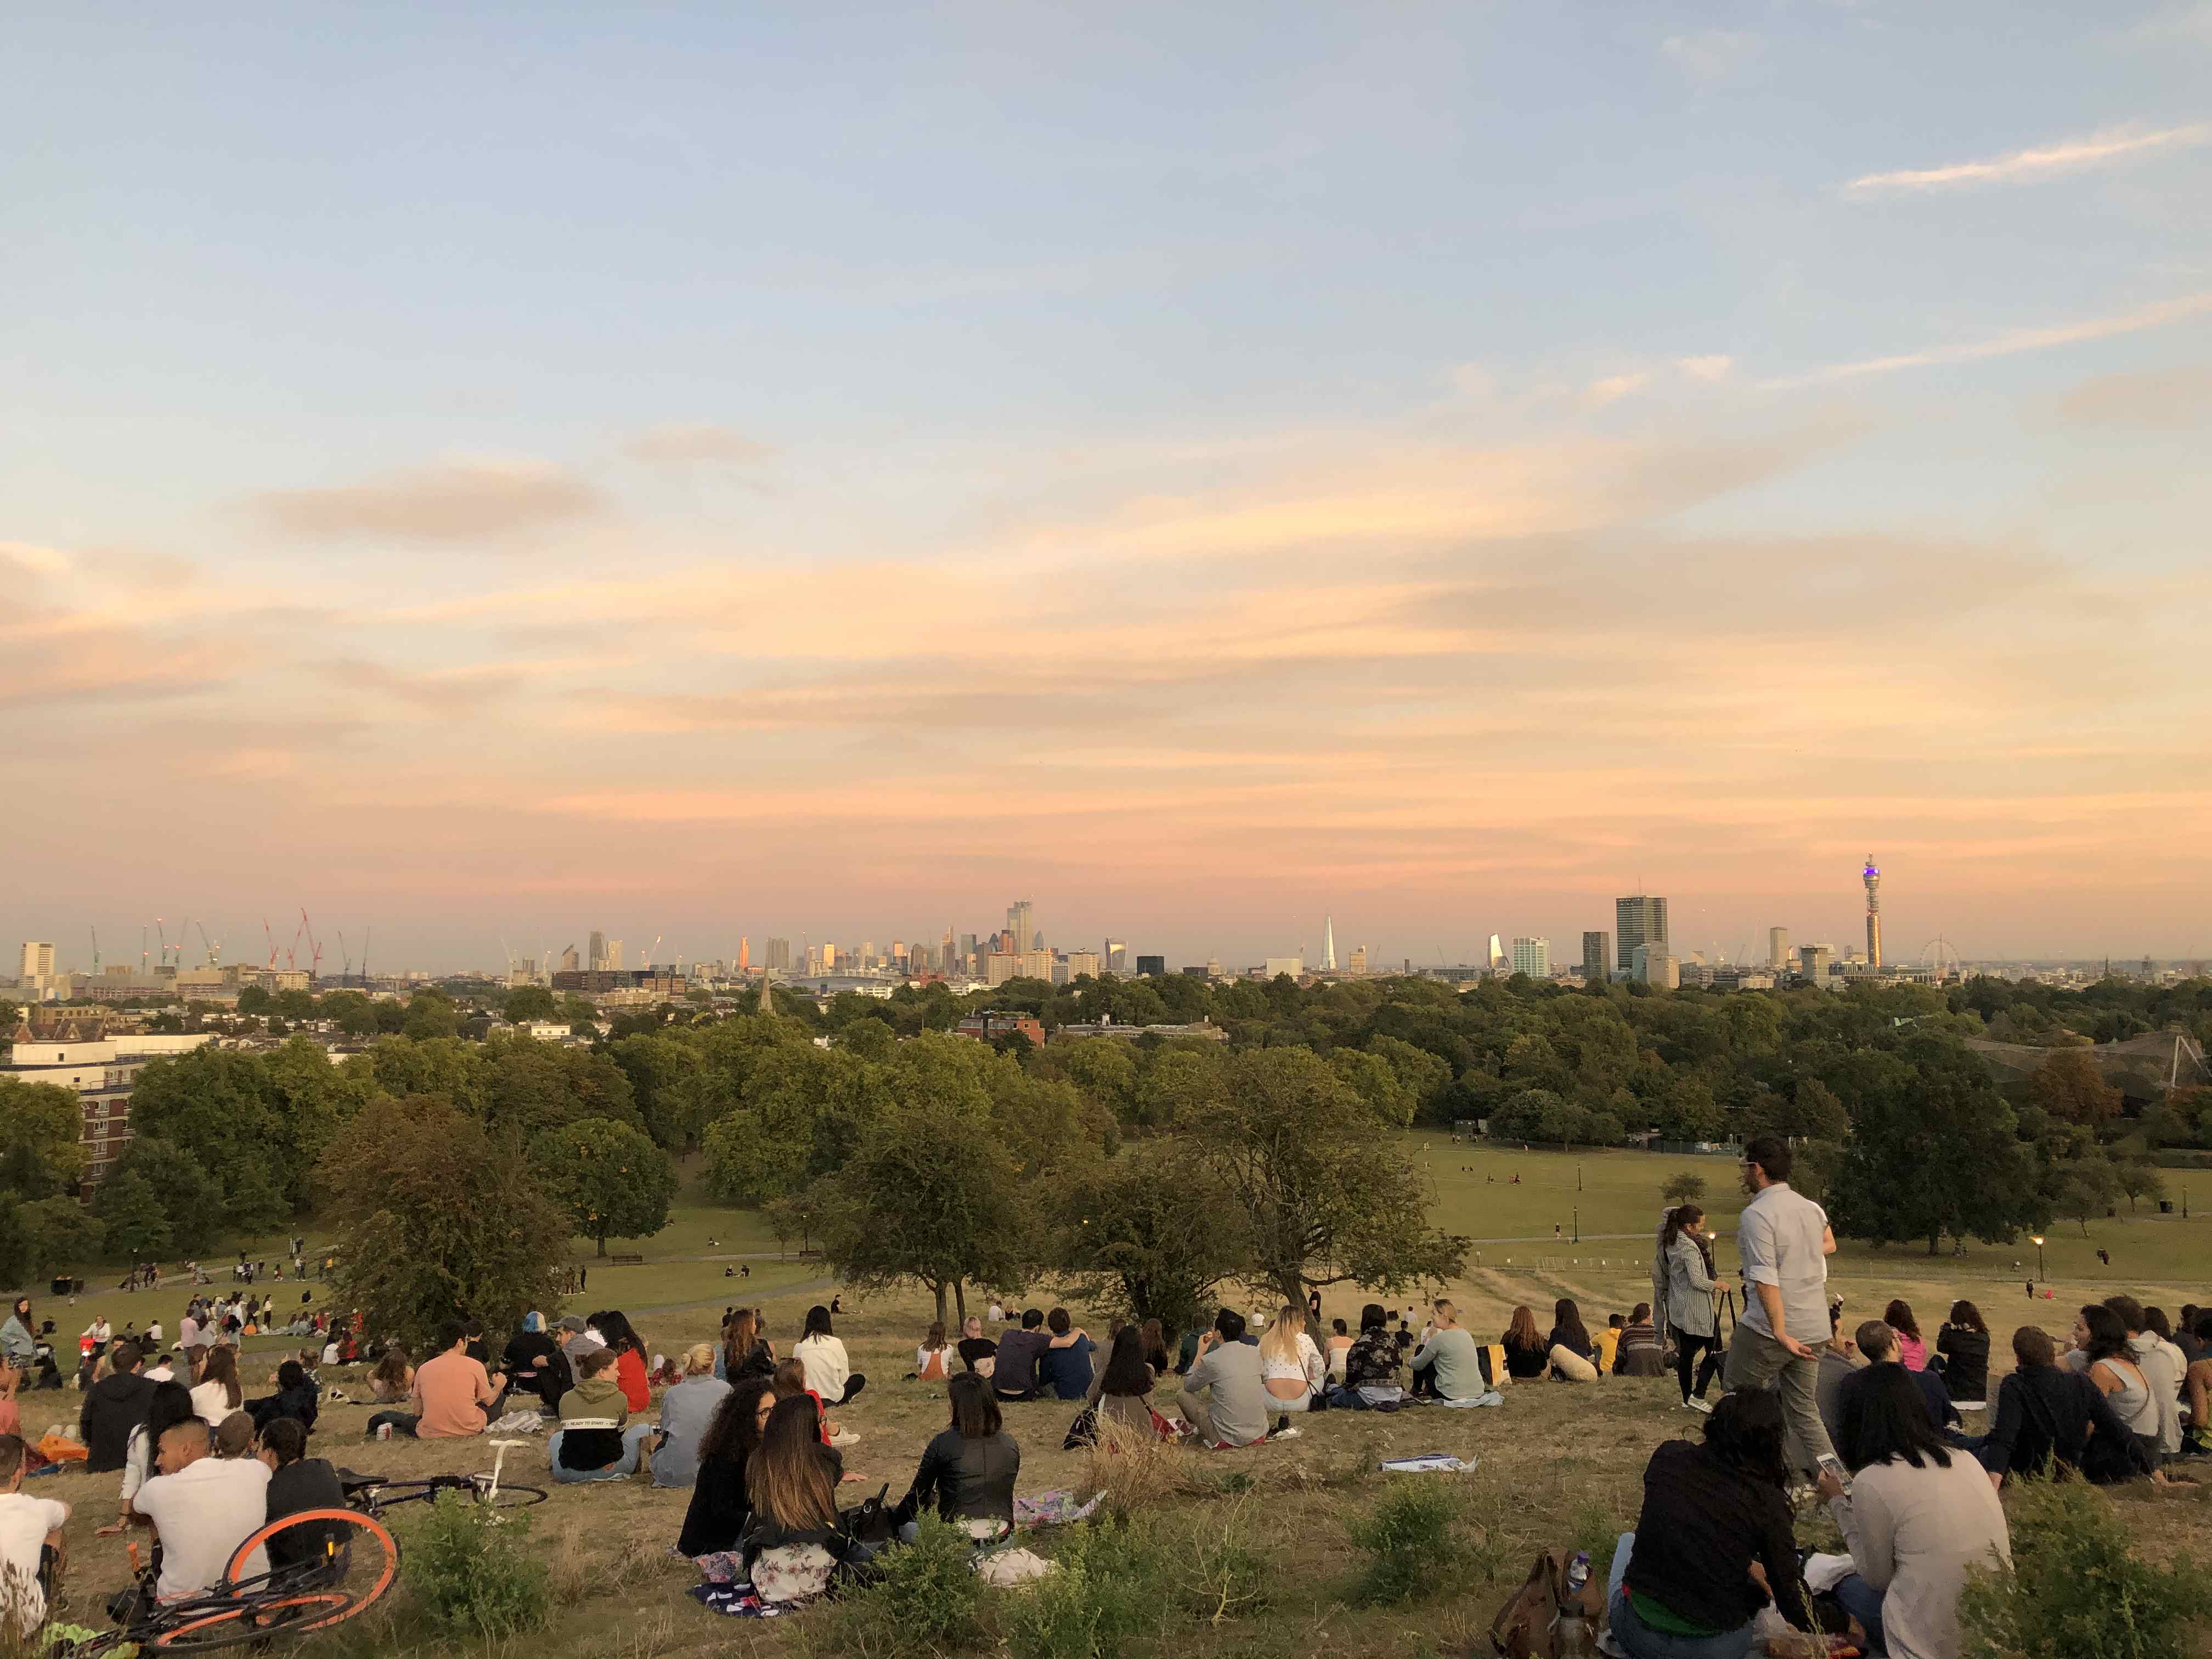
[0, 541, 71, 578]
[623, 424, 774, 466]
[1762, 291, 2212, 388]
[1844, 122, 2211, 194]
[252, 459, 604, 542]
[1676, 355, 1734, 383]
[1584, 373, 1650, 408]
[2055, 361, 2212, 427]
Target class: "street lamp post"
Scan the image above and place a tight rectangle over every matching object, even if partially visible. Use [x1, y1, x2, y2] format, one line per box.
[2032, 1234, 2046, 1283]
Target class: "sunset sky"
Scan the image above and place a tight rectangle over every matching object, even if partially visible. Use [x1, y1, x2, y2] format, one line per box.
[7, 5, 2211, 973]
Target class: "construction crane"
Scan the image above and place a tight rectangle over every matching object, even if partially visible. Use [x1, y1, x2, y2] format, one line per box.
[337, 930, 352, 979]
[156, 917, 171, 968]
[359, 928, 373, 985]
[90, 927, 100, 975]
[298, 909, 324, 979]
[195, 921, 218, 967]
[263, 919, 280, 969]
[648, 934, 663, 969]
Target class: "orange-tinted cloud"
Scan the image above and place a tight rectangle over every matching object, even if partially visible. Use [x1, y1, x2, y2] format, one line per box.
[252, 459, 605, 541]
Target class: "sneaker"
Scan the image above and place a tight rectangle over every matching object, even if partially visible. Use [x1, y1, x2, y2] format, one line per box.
[1684, 1396, 1712, 1414]
[375, 1424, 392, 1441]
[828, 1428, 860, 1448]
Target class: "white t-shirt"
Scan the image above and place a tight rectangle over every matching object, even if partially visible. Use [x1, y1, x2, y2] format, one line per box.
[132, 1458, 272, 1600]
[0, 1491, 71, 1634]
[190, 1380, 240, 1426]
[178, 1316, 200, 1348]
[145, 1363, 176, 1384]
[793, 1334, 850, 1401]
[147, 1322, 164, 1344]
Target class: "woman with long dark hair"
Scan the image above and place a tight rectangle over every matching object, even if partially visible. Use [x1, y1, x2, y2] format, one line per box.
[1547, 1297, 1597, 1382]
[1932, 1300, 1989, 1407]
[719, 1308, 775, 1384]
[1086, 1323, 1171, 1438]
[1819, 1364, 2009, 1658]
[588, 1310, 651, 1412]
[191, 1345, 243, 1425]
[1884, 1300, 1927, 1371]
[679, 1377, 774, 1558]
[1605, 1390, 1813, 1658]
[2076, 1303, 2159, 1465]
[899, 1372, 1020, 1535]
[1138, 1318, 1172, 1379]
[742, 1393, 848, 1602]
[1660, 1203, 1720, 1411]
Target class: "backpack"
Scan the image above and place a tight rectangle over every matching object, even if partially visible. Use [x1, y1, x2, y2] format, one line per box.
[1487, 1550, 1604, 1658]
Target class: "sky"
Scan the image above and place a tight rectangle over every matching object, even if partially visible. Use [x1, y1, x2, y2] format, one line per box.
[5, 3, 2211, 975]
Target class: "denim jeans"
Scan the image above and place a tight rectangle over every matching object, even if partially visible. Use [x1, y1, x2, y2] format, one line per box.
[1605, 1535, 1759, 1659]
[1830, 1572, 1885, 1653]
[548, 1422, 655, 1483]
[365, 1410, 420, 1438]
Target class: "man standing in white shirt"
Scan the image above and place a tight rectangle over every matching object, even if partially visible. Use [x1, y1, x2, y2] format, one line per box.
[128, 1419, 271, 1600]
[0, 1434, 70, 1638]
[1725, 1136, 1839, 1472]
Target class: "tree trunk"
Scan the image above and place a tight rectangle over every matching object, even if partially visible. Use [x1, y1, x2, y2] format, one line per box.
[596, 1233, 608, 1258]
[1926, 1232, 1940, 1256]
[932, 1279, 949, 1327]
[953, 1278, 967, 1322]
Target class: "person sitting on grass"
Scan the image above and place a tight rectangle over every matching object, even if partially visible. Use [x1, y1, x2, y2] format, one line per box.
[652, 1344, 733, 1490]
[256, 1416, 345, 1577]
[80, 1340, 154, 1474]
[1842, 1321, 1959, 1451]
[189, 1345, 244, 1427]
[1885, 1300, 1929, 1371]
[1260, 1302, 1327, 1410]
[991, 1309, 1051, 1403]
[1981, 1324, 2152, 1487]
[792, 1305, 866, 1407]
[1499, 1306, 1549, 1381]
[128, 1418, 272, 1602]
[366, 1321, 505, 1441]
[0, 1432, 69, 1639]
[586, 1311, 652, 1413]
[1324, 1318, 1353, 1385]
[1408, 1301, 1483, 1401]
[550, 1347, 656, 1483]
[1819, 1363, 2010, 1659]
[1335, 1302, 1412, 1407]
[1041, 1307, 1097, 1401]
[1547, 1298, 1599, 1383]
[246, 1360, 320, 1436]
[719, 1308, 775, 1384]
[366, 1346, 413, 1405]
[741, 1395, 851, 1604]
[897, 1371, 1019, 1539]
[1178, 1309, 1270, 1448]
[912, 1321, 951, 1383]
[503, 1313, 568, 1413]
[1085, 1324, 1173, 1439]
[101, 1380, 198, 1537]
[680, 1378, 775, 1559]
[2071, 1303, 2163, 1468]
[1604, 1390, 1814, 1659]
[1615, 1304, 1667, 1378]
[955, 1315, 997, 1379]
[1931, 1301, 1990, 1409]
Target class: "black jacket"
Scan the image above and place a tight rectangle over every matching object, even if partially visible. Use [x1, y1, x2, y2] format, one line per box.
[1622, 1438, 1811, 1634]
[247, 1383, 321, 1435]
[1984, 1363, 2153, 1483]
[1933, 1326, 1990, 1403]
[678, 1448, 751, 1557]
[79, 1370, 155, 1474]
[899, 1428, 1019, 1526]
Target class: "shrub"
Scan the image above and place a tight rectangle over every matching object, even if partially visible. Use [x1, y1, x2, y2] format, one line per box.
[1171, 1497, 1270, 1624]
[1004, 1516, 1174, 1659]
[1345, 1480, 1463, 1604]
[1081, 1416, 1201, 1517]
[1960, 1477, 2212, 1659]
[407, 1490, 550, 1639]
[846, 1514, 984, 1652]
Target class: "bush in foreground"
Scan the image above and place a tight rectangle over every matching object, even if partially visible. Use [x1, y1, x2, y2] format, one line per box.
[1345, 1479, 1463, 1604]
[408, 1491, 551, 1640]
[1960, 1476, 2212, 1659]
[1005, 1516, 1175, 1659]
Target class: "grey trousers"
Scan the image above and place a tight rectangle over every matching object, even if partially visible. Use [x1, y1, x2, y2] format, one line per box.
[1723, 1322, 1835, 1472]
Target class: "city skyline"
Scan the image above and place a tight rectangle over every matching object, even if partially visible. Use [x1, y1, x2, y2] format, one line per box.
[8, 8, 2210, 964]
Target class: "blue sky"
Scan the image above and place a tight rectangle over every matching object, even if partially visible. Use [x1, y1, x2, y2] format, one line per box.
[5, 3, 2210, 971]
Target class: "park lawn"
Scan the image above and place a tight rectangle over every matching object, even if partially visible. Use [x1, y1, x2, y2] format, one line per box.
[30, 1139, 2212, 1655]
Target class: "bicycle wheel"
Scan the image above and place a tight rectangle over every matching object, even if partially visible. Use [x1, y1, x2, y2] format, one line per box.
[470, 1475, 550, 1509]
[149, 1590, 353, 1651]
[217, 1508, 400, 1634]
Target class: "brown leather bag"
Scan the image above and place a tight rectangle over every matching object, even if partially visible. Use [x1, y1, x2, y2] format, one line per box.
[1488, 1550, 1606, 1658]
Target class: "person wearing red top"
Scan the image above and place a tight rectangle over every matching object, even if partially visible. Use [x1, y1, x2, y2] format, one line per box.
[590, 1311, 651, 1412]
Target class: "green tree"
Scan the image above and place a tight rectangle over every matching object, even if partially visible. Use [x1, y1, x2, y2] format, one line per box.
[318, 1093, 570, 1352]
[815, 1096, 1029, 1325]
[401, 990, 460, 1041]
[1826, 1037, 2046, 1254]
[2115, 1156, 2166, 1216]
[501, 985, 557, 1023]
[1054, 1140, 1246, 1332]
[93, 1169, 172, 1261]
[702, 1109, 808, 1206]
[2049, 1154, 2121, 1237]
[1187, 1048, 1466, 1312]
[0, 1077, 89, 1198]
[1661, 1171, 1707, 1206]
[21, 1195, 102, 1277]
[2025, 1048, 2121, 1127]
[526, 1117, 676, 1257]
[103, 1137, 224, 1254]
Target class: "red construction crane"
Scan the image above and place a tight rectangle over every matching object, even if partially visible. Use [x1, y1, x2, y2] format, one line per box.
[299, 909, 324, 979]
[264, 919, 280, 969]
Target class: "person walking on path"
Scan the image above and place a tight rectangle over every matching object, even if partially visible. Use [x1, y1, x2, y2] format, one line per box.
[1724, 1136, 1838, 1474]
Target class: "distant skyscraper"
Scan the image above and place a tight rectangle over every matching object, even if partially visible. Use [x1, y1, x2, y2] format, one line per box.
[1488, 933, 1506, 972]
[1104, 939, 1128, 974]
[738, 937, 751, 972]
[560, 944, 580, 973]
[1799, 943, 1835, 981]
[1582, 930, 1610, 983]
[1768, 927, 1790, 970]
[607, 939, 623, 970]
[1615, 895, 1668, 974]
[1863, 855, 1882, 969]
[1510, 936, 1550, 977]
[1348, 944, 1368, 975]
[1634, 941, 1679, 989]
[1007, 901, 1034, 956]
[588, 930, 606, 971]
[1135, 953, 1165, 977]
[1322, 916, 1337, 972]
[764, 937, 791, 970]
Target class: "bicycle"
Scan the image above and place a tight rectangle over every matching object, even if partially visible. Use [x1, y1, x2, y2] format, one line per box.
[53, 1505, 400, 1653]
[337, 1437, 548, 1519]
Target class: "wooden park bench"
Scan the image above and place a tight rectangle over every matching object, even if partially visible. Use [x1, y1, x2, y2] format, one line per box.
[607, 1253, 646, 1266]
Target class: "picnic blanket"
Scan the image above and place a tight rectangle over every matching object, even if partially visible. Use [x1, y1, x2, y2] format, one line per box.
[1014, 1489, 1103, 1528]
[1380, 1453, 1480, 1474]
[686, 1581, 791, 1618]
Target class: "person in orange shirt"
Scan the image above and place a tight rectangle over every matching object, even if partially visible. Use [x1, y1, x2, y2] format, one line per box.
[366, 1321, 506, 1440]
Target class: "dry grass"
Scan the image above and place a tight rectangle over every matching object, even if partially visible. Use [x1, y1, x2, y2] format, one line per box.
[1081, 1415, 1206, 1516]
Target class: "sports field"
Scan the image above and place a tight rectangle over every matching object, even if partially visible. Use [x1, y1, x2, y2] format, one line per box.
[22, 1139, 2212, 1656]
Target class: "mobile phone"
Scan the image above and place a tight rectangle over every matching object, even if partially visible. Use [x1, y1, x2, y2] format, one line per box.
[1817, 1454, 1850, 1496]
